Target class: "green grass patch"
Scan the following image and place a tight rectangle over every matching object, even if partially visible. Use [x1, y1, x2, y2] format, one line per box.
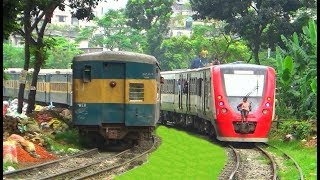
[3, 162, 18, 173]
[44, 129, 83, 153]
[116, 126, 227, 179]
[268, 140, 317, 180]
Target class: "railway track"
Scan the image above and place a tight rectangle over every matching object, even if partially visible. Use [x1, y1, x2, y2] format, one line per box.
[219, 143, 304, 180]
[260, 143, 304, 180]
[4, 137, 155, 180]
[219, 143, 277, 180]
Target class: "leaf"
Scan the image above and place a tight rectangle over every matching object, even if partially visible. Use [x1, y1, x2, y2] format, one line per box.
[310, 77, 317, 93]
[292, 32, 299, 46]
[283, 55, 294, 75]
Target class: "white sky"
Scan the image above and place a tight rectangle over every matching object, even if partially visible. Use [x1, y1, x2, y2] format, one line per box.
[103, 0, 128, 10]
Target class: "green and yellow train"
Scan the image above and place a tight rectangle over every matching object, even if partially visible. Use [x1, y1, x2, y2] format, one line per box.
[3, 51, 162, 146]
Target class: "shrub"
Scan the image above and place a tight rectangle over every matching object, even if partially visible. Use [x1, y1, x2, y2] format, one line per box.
[278, 120, 314, 140]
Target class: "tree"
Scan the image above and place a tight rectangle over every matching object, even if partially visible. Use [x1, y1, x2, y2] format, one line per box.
[161, 36, 196, 70]
[274, 19, 317, 120]
[44, 37, 83, 69]
[3, 43, 25, 68]
[3, 0, 22, 40]
[91, 9, 147, 52]
[190, 0, 315, 65]
[125, 0, 174, 59]
[5, 0, 104, 114]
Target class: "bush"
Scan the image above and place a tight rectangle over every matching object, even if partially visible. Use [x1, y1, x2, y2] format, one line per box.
[278, 120, 315, 140]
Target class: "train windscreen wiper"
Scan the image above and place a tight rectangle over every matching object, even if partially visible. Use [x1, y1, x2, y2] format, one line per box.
[245, 80, 259, 97]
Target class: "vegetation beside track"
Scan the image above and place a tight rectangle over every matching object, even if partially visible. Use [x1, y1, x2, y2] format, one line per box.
[116, 125, 227, 179]
[268, 140, 317, 180]
[268, 122, 317, 180]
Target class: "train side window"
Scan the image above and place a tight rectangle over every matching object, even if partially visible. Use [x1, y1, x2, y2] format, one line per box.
[83, 65, 91, 83]
[197, 78, 202, 96]
[129, 83, 144, 101]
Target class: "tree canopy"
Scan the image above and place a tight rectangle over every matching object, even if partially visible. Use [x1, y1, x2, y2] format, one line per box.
[190, 0, 315, 64]
[125, 0, 174, 59]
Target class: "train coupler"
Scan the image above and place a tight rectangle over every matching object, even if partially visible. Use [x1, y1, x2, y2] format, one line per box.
[233, 121, 257, 134]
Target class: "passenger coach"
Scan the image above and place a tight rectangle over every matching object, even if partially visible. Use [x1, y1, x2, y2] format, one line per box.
[72, 51, 162, 145]
[160, 63, 276, 142]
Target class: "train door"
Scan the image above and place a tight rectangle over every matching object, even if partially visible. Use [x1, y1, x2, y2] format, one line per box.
[186, 73, 191, 112]
[178, 74, 183, 109]
[202, 71, 207, 114]
[102, 62, 125, 124]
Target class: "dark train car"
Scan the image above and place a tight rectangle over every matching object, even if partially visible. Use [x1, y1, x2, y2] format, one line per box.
[160, 63, 276, 142]
[72, 51, 161, 145]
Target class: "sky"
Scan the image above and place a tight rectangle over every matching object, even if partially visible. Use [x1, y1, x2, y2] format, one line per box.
[103, 0, 128, 10]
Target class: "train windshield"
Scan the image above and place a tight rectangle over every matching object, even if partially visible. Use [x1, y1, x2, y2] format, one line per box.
[223, 73, 265, 97]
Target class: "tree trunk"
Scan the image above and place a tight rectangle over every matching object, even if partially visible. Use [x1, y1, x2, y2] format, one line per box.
[17, 5, 32, 114]
[26, 50, 42, 114]
[253, 47, 260, 65]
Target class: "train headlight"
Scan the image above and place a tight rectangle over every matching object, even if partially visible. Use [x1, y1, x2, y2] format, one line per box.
[219, 101, 224, 106]
[218, 95, 222, 100]
[262, 109, 268, 114]
[221, 108, 227, 113]
[265, 102, 270, 107]
[267, 97, 271, 101]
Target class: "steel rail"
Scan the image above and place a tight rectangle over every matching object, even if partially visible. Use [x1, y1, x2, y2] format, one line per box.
[265, 143, 304, 180]
[3, 148, 98, 177]
[255, 144, 277, 180]
[228, 145, 240, 180]
[73, 136, 156, 180]
[38, 147, 133, 180]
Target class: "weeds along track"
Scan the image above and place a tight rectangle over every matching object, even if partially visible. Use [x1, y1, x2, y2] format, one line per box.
[260, 143, 304, 180]
[3, 137, 155, 180]
[219, 143, 277, 180]
[3, 148, 101, 179]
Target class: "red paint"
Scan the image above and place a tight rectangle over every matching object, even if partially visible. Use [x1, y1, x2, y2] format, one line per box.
[211, 66, 276, 141]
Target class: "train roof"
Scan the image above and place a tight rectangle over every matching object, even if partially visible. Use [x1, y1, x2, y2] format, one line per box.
[4, 68, 72, 74]
[218, 63, 270, 69]
[73, 51, 159, 66]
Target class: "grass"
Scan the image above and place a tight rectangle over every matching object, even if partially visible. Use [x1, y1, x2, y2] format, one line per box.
[45, 129, 83, 153]
[116, 126, 227, 179]
[268, 139, 317, 180]
[3, 162, 18, 173]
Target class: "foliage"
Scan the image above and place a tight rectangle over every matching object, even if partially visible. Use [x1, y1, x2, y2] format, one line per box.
[3, 0, 21, 40]
[54, 129, 81, 146]
[43, 36, 82, 69]
[126, 0, 174, 59]
[90, 9, 147, 52]
[75, 26, 96, 44]
[268, 140, 317, 180]
[159, 23, 251, 70]
[274, 19, 317, 120]
[4, 0, 104, 114]
[277, 120, 315, 140]
[190, 0, 315, 65]
[44, 129, 82, 152]
[160, 36, 196, 70]
[3, 43, 25, 68]
[3, 162, 18, 173]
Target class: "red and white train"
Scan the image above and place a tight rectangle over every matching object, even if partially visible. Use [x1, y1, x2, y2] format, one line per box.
[159, 62, 276, 142]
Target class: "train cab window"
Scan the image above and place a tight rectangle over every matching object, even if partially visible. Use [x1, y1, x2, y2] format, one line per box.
[83, 65, 91, 83]
[129, 83, 144, 101]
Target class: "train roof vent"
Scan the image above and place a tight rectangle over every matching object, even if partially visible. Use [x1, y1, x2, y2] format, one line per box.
[56, 71, 61, 74]
[231, 61, 244, 64]
[10, 70, 16, 73]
